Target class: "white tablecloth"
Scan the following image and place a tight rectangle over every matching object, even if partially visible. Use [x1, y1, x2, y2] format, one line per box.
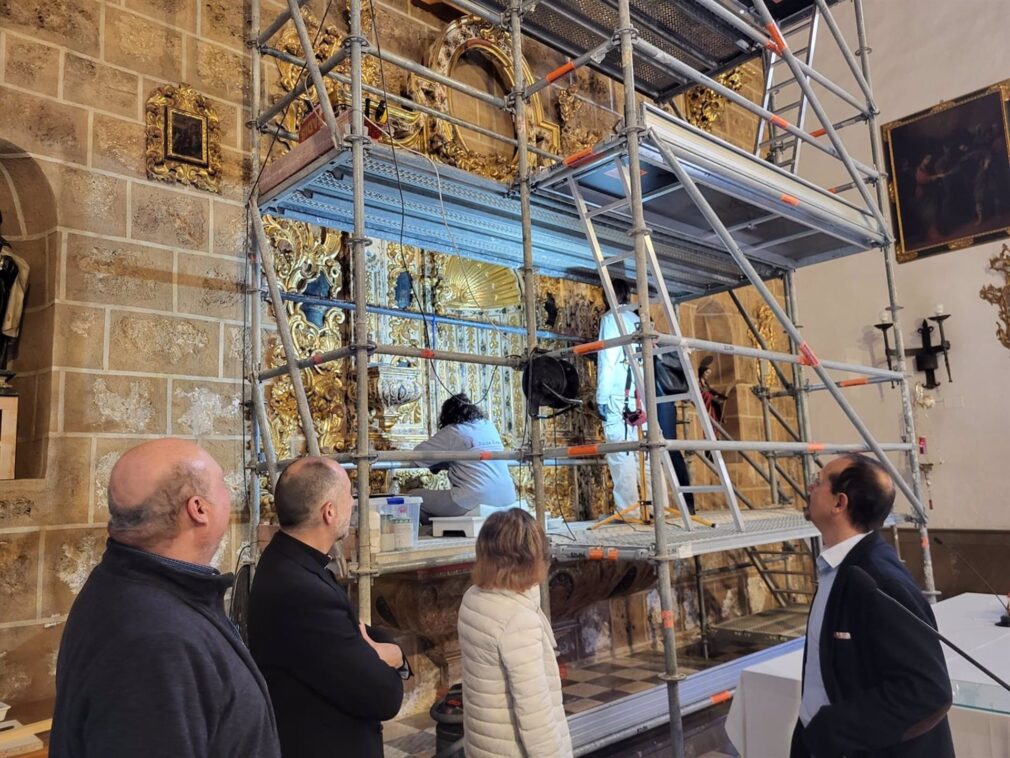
[725, 593, 1010, 757]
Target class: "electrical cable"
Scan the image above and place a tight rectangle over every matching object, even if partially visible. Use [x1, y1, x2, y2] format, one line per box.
[366, 0, 525, 410]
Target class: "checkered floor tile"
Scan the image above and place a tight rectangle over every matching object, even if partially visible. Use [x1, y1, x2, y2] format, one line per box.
[381, 650, 698, 756]
[560, 650, 695, 716]
[383, 711, 438, 757]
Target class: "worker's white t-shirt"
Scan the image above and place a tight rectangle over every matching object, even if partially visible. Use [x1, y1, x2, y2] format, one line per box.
[414, 419, 517, 509]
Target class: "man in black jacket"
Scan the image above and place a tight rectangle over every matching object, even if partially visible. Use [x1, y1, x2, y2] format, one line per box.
[249, 457, 409, 758]
[791, 454, 954, 758]
[51, 439, 281, 758]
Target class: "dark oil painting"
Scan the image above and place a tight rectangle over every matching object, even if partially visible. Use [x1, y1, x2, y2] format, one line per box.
[883, 82, 1010, 262]
[166, 109, 207, 166]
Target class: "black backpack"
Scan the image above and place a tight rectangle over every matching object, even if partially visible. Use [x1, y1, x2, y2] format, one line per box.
[653, 351, 688, 395]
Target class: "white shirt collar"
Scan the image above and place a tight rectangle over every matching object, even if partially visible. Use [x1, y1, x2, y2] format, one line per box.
[818, 531, 870, 571]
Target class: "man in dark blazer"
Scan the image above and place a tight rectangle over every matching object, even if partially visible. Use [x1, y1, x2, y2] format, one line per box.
[791, 454, 954, 758]
[249, 457, 410, 758]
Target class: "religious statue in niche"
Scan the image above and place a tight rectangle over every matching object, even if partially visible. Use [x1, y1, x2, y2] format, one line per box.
[746, 303, 780, 389]
[0, 211, 28, 393]
[394, 271, 414, 310]
[145, 83, 222, 193]
[542, 291, 559, 329]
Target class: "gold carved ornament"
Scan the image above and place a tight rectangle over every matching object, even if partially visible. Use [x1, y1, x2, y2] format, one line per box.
[270, 9, 567, 179]
[262, 217, 350, 456]
[980, 243, 1010, 352]
[269, 6, 422, 155]
[407, 16, 560, 182]
[145, 83, 222, 193]
[558, 84, 602, 157]
[746, 304, 781, 389]
[683, 66, 752, 134]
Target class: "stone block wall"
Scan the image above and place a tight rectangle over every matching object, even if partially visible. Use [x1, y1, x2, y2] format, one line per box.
[0, 0, 806, 712]
[0, 0, 251, 707]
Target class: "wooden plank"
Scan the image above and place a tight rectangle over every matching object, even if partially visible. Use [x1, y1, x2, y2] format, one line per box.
[0, 396, 17, 480]
[0, 719, 48, 757]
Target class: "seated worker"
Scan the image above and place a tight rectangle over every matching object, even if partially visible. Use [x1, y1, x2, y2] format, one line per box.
[409, 393, 517, 524]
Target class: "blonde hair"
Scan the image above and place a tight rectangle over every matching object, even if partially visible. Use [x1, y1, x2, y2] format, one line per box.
[472, 508, 549, 591]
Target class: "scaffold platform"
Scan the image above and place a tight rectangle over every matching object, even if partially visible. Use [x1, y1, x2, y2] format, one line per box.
[554, 508, 816, 561]
[258, 103, 885, 301]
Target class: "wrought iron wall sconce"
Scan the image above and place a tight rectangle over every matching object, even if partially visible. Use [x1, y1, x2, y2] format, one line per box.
[873, 305, 952, 390]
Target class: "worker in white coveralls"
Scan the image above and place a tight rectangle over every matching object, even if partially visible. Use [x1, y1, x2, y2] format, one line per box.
[595, 279, 650, 512]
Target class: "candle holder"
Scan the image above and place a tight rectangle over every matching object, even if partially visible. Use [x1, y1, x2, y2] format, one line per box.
[873, 320, 896, 380]
[907, 315, 953, 389]
[927, 313, 953, 383]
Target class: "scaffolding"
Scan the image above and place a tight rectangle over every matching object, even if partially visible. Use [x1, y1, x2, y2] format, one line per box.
[245, 0, 936, 754]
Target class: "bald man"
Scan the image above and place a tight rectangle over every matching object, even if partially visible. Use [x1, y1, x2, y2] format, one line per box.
[791, 454, 953, 758]
[51, 439, 281, 758]
[248, 457, 408, 758]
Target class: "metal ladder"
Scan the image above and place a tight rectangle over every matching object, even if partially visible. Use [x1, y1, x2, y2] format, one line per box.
[747, 6, 823, 602]
[755, 7, 821, 173]
[568, 161, 745, 532]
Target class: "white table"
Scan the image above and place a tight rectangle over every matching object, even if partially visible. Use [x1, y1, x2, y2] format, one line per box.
[725, 593, 1010, 757]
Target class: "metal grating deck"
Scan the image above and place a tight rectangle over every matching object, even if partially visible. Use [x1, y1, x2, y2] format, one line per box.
[461, 0, 837, 100]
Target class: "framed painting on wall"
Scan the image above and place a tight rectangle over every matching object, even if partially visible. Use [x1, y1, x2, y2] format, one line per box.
[882, 80, 1010, 262]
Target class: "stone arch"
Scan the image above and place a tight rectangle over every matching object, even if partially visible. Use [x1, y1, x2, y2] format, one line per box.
[690, 296, 746, 438]
[0, 139, 59, 479]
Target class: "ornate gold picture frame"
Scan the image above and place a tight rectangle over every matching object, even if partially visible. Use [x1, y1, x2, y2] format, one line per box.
[145, 83, 221, 193]
[882, 80, 1010, 262]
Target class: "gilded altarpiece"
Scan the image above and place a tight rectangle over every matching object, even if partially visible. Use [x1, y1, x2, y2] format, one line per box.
[259, 6, 618, 521]
[261, 226, 610, 520]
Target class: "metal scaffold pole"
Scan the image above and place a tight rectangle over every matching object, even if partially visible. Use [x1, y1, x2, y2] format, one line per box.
[616, 0, 683, 752]
[509, 0, 549, 616]
[247, 0, 263, 560]
[348, 0, 375, 620]
[852, 0, 936, 599]
[251, 202, 320, 457]
[783, 273, 814, 493]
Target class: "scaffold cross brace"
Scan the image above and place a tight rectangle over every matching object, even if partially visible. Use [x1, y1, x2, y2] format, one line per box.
[798, 342, 821, 367]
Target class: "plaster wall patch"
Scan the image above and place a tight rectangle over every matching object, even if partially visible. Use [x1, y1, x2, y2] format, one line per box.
[94, 451, 119, 511]
[0, 540, 31, 597]
[121, 318, 209, 363]
[224, 471, 244, 503]
[56, 534, 102, 595]
[176, 385, 239, 437]
[69, 309, 98, 337]
[93, 378, 155, 431]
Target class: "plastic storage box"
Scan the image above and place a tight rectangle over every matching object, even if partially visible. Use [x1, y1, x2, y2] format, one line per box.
[356, 496, 421, 552]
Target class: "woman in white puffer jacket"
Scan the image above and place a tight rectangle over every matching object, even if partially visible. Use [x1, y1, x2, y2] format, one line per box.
[457, 508, 573, 758]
